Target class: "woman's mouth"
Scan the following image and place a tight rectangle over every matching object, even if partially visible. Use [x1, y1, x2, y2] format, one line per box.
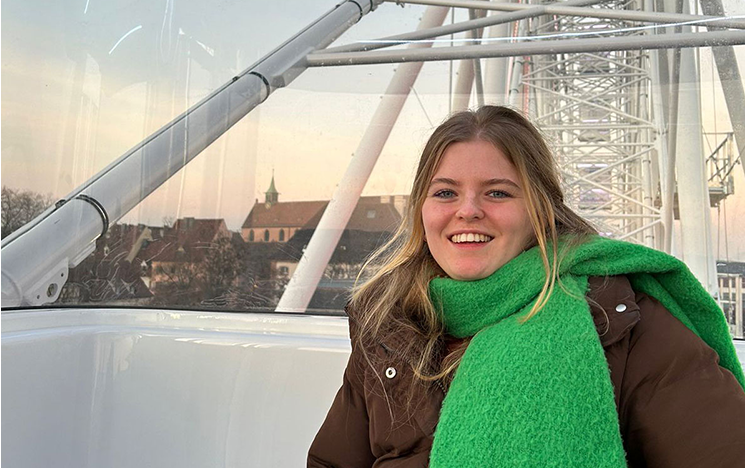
[449, 233, 493, 244]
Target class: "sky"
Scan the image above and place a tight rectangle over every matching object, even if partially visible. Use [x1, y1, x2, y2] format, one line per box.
[1, 0, 744, 260]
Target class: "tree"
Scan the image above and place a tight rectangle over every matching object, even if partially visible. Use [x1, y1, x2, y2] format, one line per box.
[151, 261, 203, 305]
[1, 186, 55, 239]
[149, 235, 246, 307]
[201, 236, 244, 299]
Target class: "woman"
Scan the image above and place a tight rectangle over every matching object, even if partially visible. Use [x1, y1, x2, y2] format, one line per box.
[308, 106, 745, 467]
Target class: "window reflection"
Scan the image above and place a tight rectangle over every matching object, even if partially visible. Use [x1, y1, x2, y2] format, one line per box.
[0, 0, 743, 333]
[54, 173, 403, 311]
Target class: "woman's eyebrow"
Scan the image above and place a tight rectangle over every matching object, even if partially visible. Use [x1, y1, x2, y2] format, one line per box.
[484, 178, 520, 189]
[430, 177, 459, 186]
[429, 177, 521, 188]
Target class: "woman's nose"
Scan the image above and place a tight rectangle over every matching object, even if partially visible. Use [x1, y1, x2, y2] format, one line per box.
[455, 197, 484, 220]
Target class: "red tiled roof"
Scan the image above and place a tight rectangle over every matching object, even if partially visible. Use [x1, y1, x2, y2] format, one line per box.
[347, 202, 401, 232]
[301, 197, 402, 232]
[241, 201, 327, 229]
[243, 196, 404, 232]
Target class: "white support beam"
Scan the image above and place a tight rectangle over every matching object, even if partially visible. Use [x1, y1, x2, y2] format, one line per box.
[452, 7, 486, 111]
[321, 0, 603, 54]
[507, 19, 528, 108]
[276, 6, 450, 313]
[385, 0, 745, 30]
[469, 7, 485, 108]
[617, 220, 664, 241]
[482, 0, 512, 105]
[675, 1, 718, 295]
[307, 30, 745, 66]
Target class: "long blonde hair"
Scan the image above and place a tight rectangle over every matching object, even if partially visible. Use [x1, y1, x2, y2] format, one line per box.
[351, 106, 596, 386]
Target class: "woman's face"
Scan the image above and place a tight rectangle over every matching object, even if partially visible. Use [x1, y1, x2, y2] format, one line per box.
[421, 140, 534, 281]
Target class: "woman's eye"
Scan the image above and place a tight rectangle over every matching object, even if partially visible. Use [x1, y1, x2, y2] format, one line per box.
[488, 190, 512, 199]
[433, 189, 456, 199]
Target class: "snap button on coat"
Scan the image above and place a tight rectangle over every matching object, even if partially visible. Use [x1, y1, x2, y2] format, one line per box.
[615, 303, 627, 312]
[385, 367, 396, 379]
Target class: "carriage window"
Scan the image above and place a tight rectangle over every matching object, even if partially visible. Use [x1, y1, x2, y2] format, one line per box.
[0, 0, 743, 335]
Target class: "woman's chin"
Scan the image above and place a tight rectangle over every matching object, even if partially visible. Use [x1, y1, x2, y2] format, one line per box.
[445, 258, 512, 281]
[447, 268, 493, 282]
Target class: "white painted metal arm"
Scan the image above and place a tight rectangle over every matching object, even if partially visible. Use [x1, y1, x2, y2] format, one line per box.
[307, 30, 745, 66]
[384, 0, 745, 30]
[276, 6, 450, 313]
[322, 0, 603, 54]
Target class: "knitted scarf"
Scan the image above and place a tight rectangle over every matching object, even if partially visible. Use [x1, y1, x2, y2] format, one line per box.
[428, 236, 744, 467]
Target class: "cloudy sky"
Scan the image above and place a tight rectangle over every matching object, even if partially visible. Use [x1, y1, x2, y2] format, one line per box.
[2, 0, 744, 260]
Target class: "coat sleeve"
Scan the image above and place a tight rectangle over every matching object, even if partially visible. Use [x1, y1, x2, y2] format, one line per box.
[307, 317, 376, 468]
[620, 291, 745, 467]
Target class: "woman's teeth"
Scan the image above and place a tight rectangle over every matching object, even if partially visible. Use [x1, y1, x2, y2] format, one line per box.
[450, 233, 492, 243]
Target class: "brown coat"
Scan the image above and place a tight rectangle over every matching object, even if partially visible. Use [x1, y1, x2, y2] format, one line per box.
[308, 276, 745, 467]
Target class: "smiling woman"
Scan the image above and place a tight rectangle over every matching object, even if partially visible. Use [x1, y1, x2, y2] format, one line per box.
[308, 106, 745, 467]
[422, 140, 534, 281]
[3, 1, 745, 466]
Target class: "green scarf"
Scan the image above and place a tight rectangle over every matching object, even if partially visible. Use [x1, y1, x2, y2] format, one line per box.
[428, 236, 744, 467]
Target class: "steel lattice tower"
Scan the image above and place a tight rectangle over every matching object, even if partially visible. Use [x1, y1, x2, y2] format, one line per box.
[523, 0, 661, 248]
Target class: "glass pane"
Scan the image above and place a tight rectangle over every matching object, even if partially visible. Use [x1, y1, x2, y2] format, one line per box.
[2, 0, 744, 335]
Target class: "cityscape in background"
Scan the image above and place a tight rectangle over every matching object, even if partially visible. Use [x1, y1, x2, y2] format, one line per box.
[48, 177, 406, 313]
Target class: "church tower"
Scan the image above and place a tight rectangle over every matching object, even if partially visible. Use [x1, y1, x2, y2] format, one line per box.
[264, 171, 279, 207]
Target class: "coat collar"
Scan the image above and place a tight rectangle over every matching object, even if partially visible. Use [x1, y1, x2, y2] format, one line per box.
[349, 275, 640, 357]
[587, 275, 641, 347]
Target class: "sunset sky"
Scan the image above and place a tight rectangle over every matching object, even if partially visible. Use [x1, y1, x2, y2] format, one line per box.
[2, 0, 744, 260]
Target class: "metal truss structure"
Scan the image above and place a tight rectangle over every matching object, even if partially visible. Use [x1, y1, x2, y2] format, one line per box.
[524, 0, 662, 248]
